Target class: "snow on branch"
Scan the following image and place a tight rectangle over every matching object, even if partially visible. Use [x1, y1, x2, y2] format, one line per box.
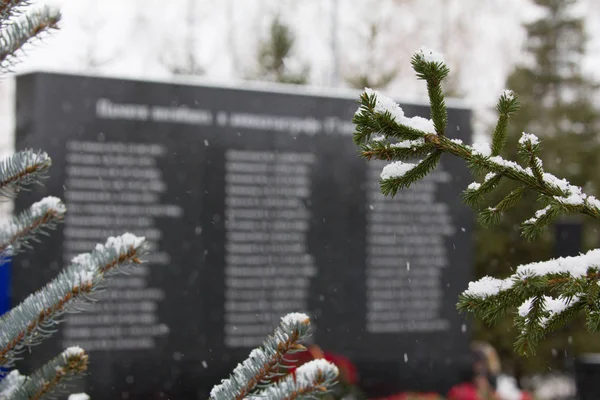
[0, 149, 51, 198]
[519, 132, 539, 146]
[0, 233, 146, 368]
[210, 313, 313, 400]
[352, 86, 444, 196]
[459, 249, 600, 354]
[0, 6, 60, 71]
[513, 294, 584, 354]
[353, 90, 427, 145]
[379, 151, 441, 196]
[462, 172, 503, 209]
[68, 394, 90, 400]
[471, 142, 492, 157]
[247, 359, 339, 400]
[353, 80, 600, 237]
[0, 196, 66, 255]
[353, 46, 600, 355]
[517, 295, 579, 330]
[0, 369, 26, 398]
[463, 249, 600, 300]
[415, 46, 445, 64]
[8, 347, 88, 400]
[360, 88, 436, 134]
[380, 161, 417, 180]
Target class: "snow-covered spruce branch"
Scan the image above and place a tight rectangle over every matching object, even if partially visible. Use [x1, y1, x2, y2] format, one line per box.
[459, 249, 600, 355]
[353, 46, 600, 355]
[411, 47, 449, 136]
[210, 313, 310, 400]
[5, 346, 89, 400]
[210, 313, 337, 400]
[247, 359, 339, 400]
[0, 150, 51, 198]
[353, 51, 600, 241]
[0, 233, 146, 369]
[0, 5, 60, 70]
[0, 196, 65, 255]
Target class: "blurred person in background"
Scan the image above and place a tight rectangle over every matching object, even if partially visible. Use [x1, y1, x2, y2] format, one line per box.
[448, 342, 532, 400]
[447, 345, 499, 400]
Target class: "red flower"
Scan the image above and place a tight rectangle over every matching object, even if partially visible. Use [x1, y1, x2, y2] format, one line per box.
[447, 383, 480, 400]
[322, 351, 359, 385]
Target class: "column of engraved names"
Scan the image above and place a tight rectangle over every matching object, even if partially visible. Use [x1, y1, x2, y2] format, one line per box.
[365, 160, 454, 333]
[61, 140, 180, 351]
[224, 149, 316, 348]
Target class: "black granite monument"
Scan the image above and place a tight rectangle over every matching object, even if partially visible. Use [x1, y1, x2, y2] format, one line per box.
[14, 72, 473, 398]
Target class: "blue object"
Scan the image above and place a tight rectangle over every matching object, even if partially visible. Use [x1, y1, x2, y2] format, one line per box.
[0, 253, 11, 316]
[0, 253, 10, 378]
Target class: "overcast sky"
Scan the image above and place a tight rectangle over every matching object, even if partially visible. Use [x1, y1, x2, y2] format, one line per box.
[16, 1, 528, 100]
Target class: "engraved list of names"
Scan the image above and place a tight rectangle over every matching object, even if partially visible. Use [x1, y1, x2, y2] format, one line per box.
[223, 149, 316, 348]
[365, 159, 455, 334]
[61, 140, 177, 351]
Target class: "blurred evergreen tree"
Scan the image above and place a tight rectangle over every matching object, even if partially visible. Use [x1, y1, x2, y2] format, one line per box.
[474, 0, 600, 378]
[163, 0, 205, 76]
[254, 15, 309, 85]
[344, 23, 397, 90]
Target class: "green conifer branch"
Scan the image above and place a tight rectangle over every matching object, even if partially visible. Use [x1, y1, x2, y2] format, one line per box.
[458, 250, 600, 354]
[461, 173, 503, 207]
[458, 276, 542, 325]
[586, 309, 600, 333]
[521, 204, 560, 240]
[514, 296, 584, 355]
[478, 207, 502, 227]
[8, 347, 88, 400]
[0, 196, 65, 255]
[518, 133, 544, 183]
[514, 295, 546, 354]
[0, 233, 147, 368]
[497, 186, 527, 211]
[0, 149, 51, 198]
[379, 151, 441, 196]
[354, 94, 600, 225]
[0, 6, 60, 70]
[352, 94, 429, 144]
[359, 139, 435, 161]
[491, 91, 520, 156]
[478, 186, 526, 227]
[411, 48, 449, 135]
[209, 313, 313, 400]
[353, 47, 600, 355]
